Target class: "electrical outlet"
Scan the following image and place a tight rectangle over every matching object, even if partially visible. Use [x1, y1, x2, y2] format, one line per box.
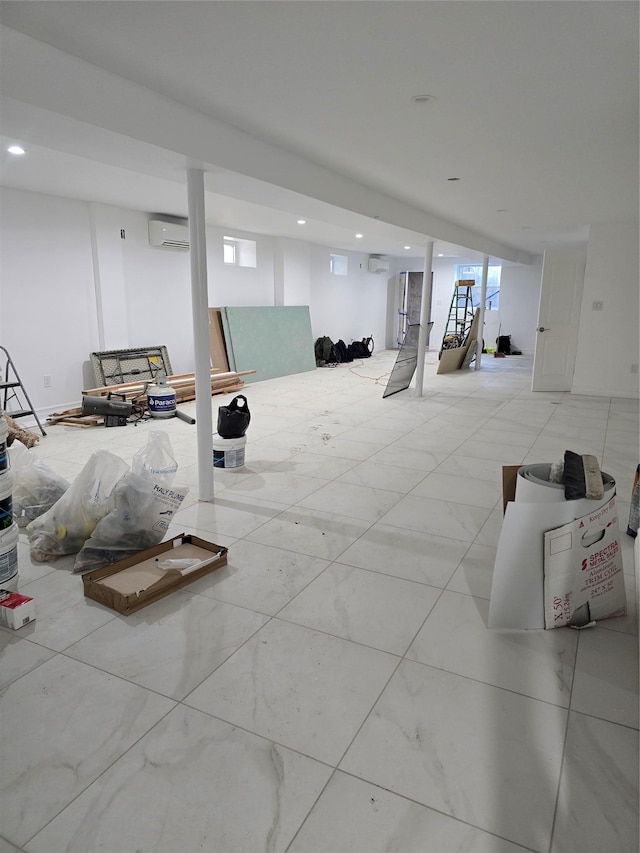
[592, 300, 603, 311]
[631, 364, 639, 375]
[43, 375, 52, 388]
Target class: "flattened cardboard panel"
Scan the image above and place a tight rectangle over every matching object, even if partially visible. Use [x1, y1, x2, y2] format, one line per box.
[437, 346, 466, 374]
[220, 306, 316, 382]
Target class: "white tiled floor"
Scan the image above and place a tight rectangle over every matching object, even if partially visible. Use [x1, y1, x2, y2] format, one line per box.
[1, 350, 638, 853]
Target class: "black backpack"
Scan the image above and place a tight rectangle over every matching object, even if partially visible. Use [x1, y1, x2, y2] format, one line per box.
[334, 339, 350, 362]
[347, 340, 371, 359]
[314, 336, 335, 365]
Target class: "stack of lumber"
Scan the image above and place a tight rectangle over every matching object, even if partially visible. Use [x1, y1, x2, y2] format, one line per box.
[47, 369, 254, 428]
[82, 369, 254, 404]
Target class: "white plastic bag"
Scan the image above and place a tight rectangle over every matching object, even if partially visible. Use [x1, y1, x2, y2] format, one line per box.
[9, 442, 70, 527]
[73, 432, 188, 572]
[26, 450, 129, 561]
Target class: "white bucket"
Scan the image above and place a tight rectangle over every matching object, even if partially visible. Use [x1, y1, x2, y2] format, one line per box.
[0, 469, 13, 531]
[212, 434, 246, 469]
[0, 522, 19, 585]
[1, 571, 18, 592]
[0, 416, 8, 473]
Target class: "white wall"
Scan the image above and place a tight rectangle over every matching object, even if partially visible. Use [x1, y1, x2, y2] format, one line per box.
[308, 247, 388, 347]
[390, 256, 543, 356]
[0, 187, 99, 413]
[572, 221, 640, 398]
[499, 259, 543, 355]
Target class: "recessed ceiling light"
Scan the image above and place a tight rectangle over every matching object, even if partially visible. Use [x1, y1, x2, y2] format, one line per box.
[410, 94, 436, 104]
[7, 145, 25, 155]
[404, 245, 411, 250]
[447, 177, 460, 181]
[296, 219, 306, 225]
[355, 233, 363, 239]
[437, 253, 444, 257]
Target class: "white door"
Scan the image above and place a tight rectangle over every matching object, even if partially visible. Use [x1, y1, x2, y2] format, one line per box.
[532, 247, 586, 391]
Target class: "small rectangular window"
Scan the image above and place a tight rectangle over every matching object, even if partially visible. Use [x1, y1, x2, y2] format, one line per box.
[330, 253, 348, 275]
[223, 235, 257, 267]
[455, 264, 502, 310]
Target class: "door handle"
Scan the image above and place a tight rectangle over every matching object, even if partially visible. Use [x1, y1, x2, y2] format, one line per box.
[537, 326, 547, 332]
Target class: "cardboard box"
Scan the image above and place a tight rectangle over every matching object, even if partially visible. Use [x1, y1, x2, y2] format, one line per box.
[82, 534, 228, 615]
[0, 590, 35, 629]
[502, 465, 521, 513]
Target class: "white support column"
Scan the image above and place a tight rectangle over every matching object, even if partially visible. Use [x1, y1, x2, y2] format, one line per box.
[414, 240, 434, 396]
[475, 254, 489, 370]
[187, 168, 215, 501]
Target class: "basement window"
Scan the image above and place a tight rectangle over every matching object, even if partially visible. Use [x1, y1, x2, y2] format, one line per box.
[223, 236, 257, 267]
[330, 253, 348, 276]
[455, 263, 502, 310]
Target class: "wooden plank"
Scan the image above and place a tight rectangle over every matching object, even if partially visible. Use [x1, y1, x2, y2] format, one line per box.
[209, 308, 230, 372]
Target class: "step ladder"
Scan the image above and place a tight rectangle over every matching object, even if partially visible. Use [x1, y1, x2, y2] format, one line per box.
[0, 345, 47, 435]
[439, 279, 476, 357]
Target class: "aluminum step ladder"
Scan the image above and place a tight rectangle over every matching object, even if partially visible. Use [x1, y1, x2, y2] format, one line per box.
[439, 279, 477, 358]
[0, 345, 46, 435]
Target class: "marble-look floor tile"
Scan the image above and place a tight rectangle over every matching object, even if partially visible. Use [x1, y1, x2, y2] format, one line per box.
[336, 523, 468, 588]
[174, 493, 286, 538]
[279, 563, 440, 654]
[289, 771, 530, 853]
[299, 435, 383, 462]
[340, 659, 567, 852]
[12, 569, 118, 652]
[445, 543, 497, 599]
[336, 460, 427, 494]
[26, 705, 332, 853]
[297, 480, 402, 523]
[0, 655, 174, 848]
[551, 711, 639, 853]
[380, 494, 492, 542]
[570, 627, 639, 728]
[473, 507, 504, 547]
[246, 506, 371, 561]
[454, 438, 528, 464]
[410, 471, 501, 509]
[187, 539, 330, 615]
[0, 633, 55, 689]
[433, 454, 504, 485]
[407, 591, 578, 706]
[220, 469, 327, 504]
[65, 590, 268, 700]
[185, 619, 398, 765]
[365, 444, 447, 472]
[271, 451, 358, 480]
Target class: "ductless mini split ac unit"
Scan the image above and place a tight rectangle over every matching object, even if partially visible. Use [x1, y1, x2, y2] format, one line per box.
[148, 220, 190, 249]
[368, 256, 390, 274]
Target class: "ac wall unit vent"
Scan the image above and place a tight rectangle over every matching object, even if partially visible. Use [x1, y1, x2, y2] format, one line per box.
[368, 256, 390, 274]
[148, 219, 189, 249]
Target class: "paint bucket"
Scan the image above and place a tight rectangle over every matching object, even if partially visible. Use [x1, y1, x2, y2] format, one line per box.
[212, 434, 246, 469]
[0, 522, 19, 586]
[2, 571, 19, 592]
[0, 469, 13, 531]
[0, 415, 8, 473]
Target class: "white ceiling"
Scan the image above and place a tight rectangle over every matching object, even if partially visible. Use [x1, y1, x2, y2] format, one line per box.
[0, 1, 637, 263]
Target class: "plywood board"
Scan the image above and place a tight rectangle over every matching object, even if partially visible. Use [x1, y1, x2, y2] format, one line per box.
[220, 306, 316, 383]
[208, 308, 230, 372]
